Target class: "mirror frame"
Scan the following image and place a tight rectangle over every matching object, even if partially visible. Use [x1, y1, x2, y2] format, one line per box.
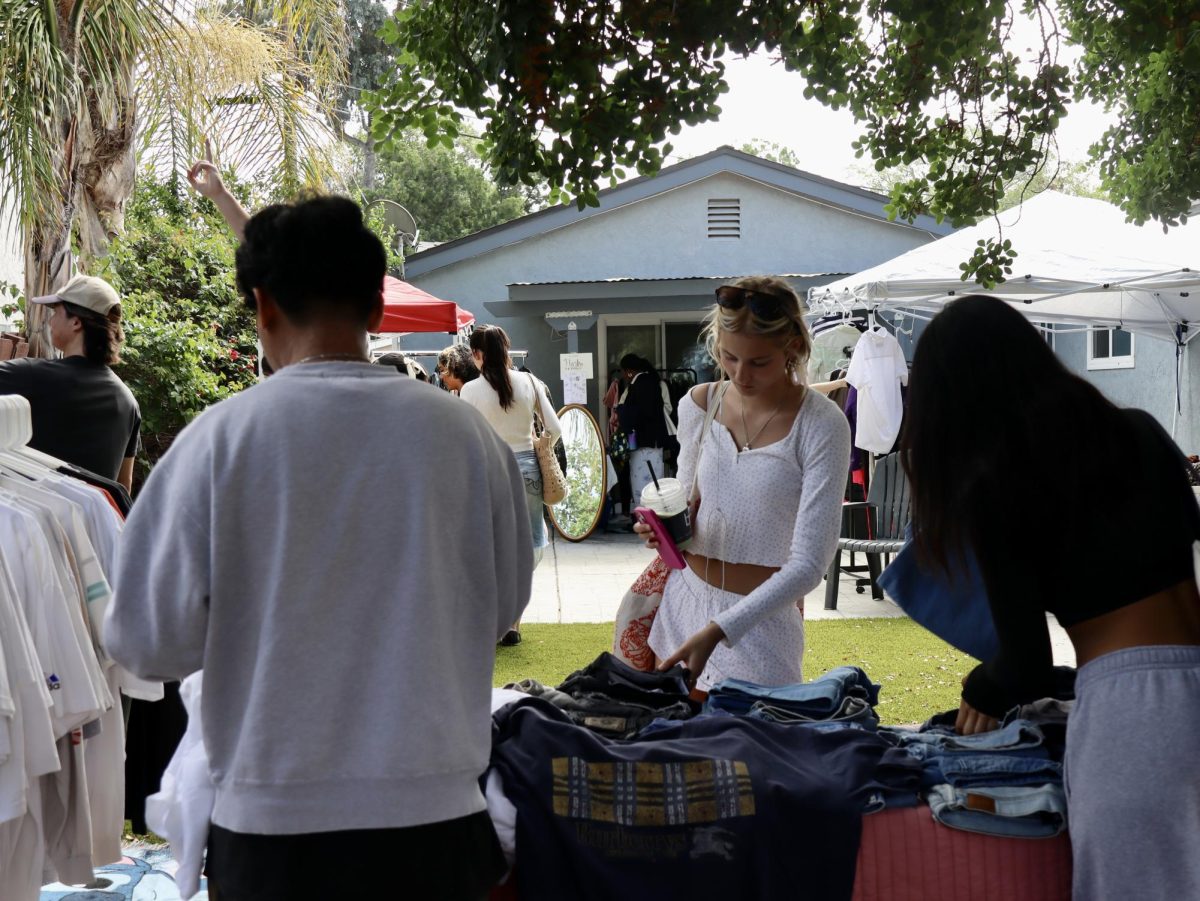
[548, 403, 608, 543]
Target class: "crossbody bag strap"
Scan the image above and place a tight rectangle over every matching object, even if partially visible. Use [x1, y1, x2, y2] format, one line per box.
[527, 372, 544, 438]
[689, 380, 730, 503]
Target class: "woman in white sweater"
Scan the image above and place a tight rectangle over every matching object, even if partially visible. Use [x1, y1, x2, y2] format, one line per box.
[461, 325, 562, 645]
[635, 277, 851, 692]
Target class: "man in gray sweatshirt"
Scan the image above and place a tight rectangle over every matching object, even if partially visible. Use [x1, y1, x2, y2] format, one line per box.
[104, 195, 532, 900]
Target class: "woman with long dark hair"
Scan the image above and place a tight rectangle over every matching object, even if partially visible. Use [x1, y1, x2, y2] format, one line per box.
[901, 294, 1200, 899]
[461, 325, 561, 645]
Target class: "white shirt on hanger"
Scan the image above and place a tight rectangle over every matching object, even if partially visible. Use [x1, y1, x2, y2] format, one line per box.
[0, 554, 57, 782]
[0, 504, 107, 737]
[846, 327, 909, 454]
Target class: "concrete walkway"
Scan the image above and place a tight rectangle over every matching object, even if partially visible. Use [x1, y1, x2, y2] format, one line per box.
[527, 529, 1076, 666]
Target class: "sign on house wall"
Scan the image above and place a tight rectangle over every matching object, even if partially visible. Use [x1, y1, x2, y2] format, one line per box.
[560, 353, 594, 378]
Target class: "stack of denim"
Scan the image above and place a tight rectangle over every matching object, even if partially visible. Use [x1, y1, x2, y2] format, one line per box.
[507, 652, 698, 738]
[704, 666, 882, 730]
[697, 668, 923, 812]
[880, 719, 1068, 838]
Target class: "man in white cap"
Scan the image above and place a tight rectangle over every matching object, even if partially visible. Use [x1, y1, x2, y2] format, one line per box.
[0, 274, 141, 491]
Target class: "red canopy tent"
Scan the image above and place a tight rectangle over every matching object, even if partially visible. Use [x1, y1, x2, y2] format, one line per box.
[378, 275, 474, 334]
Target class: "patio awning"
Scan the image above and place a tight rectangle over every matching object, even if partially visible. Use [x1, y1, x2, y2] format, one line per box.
[807, 192, 1200, 344]
[377, 276, 474, 334]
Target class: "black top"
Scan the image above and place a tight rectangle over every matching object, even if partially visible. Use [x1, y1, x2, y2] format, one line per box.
[963, 408, 1200, 716]
[0, 357, 141, 481]
[616, 372, 669, 448]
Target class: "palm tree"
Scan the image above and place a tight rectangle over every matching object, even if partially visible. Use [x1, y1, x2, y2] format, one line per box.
[0, 0, 346, 355]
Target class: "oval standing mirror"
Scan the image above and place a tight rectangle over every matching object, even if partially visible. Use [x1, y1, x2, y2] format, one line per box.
[548, 404, 607, 542]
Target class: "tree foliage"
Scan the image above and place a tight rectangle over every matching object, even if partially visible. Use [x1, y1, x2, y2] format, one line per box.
[367, 0, 1198, 282]
[738, 140, 806, 170]
[97, 173, 259, 483]
[137, 5, 348, 198]
[340, 0, 394, 125]
[0, 0, 348, 354]
[359, 132, 535, 243]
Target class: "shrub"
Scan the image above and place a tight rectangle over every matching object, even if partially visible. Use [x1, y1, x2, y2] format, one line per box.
[98, 172, 260, 485]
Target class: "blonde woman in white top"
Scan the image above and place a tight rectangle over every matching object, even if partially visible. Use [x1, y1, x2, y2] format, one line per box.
[635, 277, 851, 692]
[461, 325, 562, 645]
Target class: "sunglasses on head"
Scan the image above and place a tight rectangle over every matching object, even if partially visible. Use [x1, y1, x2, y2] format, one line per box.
[715, 285, 790, 319]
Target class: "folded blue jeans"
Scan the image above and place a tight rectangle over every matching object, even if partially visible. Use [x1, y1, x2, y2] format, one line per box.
[936, 753, 1062, 789]
[885, 719, 1048, 754]
[747, 695, 880, 731]
[926, 783, 1067, 838]
[705, 667, 881, 717]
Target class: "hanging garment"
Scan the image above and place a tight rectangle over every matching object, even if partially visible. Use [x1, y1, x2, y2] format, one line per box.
[846, 328, 908, 453]
[808, 323, 865, 385]
[0, 474, 135, 896]
[144, 673, 212, 899]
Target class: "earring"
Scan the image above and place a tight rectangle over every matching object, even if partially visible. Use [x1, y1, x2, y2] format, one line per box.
[788, 357, 804, 386]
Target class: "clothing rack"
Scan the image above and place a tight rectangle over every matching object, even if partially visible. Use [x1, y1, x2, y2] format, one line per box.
[0, 392, 148, 899]
[381, 349, 530, 361]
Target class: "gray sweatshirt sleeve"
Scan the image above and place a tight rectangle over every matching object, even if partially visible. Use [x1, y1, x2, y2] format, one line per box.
[103, 443, 212, 681]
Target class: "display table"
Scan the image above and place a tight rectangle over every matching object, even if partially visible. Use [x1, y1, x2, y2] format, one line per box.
[489, 803, 1072, 901]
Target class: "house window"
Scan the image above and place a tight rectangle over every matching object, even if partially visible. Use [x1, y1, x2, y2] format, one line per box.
[707, 198, 741, 238]
[1034, 322, 1054, 351]
[1087, 326, 1134, 371]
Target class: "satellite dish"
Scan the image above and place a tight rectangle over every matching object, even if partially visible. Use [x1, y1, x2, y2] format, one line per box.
[367, 199, 420, 252]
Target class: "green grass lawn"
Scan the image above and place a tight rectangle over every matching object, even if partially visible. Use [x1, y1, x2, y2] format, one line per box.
[495, 618, 973, 725]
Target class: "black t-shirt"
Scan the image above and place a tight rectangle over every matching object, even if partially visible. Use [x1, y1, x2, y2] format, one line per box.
[617, 372, 669, 448]
[0, 356, 141, 481]
[963, 407, 1200, 716]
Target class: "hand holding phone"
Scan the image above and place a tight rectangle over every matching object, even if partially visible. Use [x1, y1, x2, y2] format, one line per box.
[634, 506, 687, 570]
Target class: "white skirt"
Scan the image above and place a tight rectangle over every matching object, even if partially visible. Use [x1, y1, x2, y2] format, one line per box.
[647, 564, 805, 691]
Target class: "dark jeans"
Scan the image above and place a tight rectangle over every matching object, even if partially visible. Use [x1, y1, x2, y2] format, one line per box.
[206, 810, 505, 901]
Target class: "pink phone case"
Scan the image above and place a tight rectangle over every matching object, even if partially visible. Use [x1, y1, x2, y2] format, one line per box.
[634, 507, 687, 570]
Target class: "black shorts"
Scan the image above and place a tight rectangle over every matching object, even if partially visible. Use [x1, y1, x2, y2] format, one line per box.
[205, 810, 505, 901]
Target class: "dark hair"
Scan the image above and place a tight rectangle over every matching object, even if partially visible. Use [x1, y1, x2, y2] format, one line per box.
[437, 344, 479, 384]
[63, 301, 124, 366]
[620, 354, 658, 382]
[235, 196, 386, 327]
[375, 352, 409, 376]
[901, 295, 1121, 573]
[469, 324, 514, 410]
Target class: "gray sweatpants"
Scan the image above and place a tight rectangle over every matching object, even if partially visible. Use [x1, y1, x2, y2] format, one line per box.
[1065, 645, 1200, 900]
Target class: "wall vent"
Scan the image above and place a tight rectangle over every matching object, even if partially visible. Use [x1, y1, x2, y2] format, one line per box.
[707, 198, 741, 238]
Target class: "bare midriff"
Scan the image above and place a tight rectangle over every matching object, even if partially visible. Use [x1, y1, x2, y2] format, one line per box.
[1066, 577, 1200, 667]
[683, 551, 780, 597]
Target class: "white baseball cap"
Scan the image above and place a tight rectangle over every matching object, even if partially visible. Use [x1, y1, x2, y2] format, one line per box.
[30, 275, 121, 317]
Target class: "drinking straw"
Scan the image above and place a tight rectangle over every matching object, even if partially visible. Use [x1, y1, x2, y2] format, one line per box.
[647, 461, 662, 493]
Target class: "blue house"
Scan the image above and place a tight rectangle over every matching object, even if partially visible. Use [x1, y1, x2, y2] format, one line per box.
[400, 146, 953, 413]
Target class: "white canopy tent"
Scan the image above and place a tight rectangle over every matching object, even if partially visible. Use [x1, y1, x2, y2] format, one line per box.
[808, 191, 1199, 345]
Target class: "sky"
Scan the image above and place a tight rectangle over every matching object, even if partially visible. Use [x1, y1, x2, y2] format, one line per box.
[663, 51, 1115, 188]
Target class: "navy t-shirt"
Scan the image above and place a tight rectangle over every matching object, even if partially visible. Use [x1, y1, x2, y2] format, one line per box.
[0, 356, 141, 480]
[491, 698, 890, 901]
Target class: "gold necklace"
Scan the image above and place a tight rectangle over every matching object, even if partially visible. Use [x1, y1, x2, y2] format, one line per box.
[291, 352, 370, 367]
[738, 394, 786, 452]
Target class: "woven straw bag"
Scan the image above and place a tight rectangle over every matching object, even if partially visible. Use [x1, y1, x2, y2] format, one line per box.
[611, 381, 729, 670]
[529, 374, 567, 506]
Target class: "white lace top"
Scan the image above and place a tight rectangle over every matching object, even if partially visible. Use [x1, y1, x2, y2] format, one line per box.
[676, 384, 851, 645]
